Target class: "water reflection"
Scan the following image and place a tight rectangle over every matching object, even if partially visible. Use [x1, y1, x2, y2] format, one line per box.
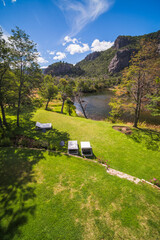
[74, 90, 160, 125]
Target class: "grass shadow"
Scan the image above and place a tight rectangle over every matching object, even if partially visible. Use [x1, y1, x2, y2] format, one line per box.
[0, 147, 44, 240]
[128, 128, 160, 151]
[4, 107, 71, 154]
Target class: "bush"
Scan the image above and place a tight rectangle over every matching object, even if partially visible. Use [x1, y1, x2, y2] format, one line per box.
[97, 156, 110, 169]
[0, 137, 11, 147]
[48, 143, 56, 150]
[150, 178, 160, 187]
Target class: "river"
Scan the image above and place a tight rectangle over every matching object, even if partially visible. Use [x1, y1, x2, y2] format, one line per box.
[74, 90, 160, 125]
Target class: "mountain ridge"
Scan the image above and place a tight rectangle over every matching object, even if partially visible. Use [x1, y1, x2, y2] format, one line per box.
[44, 30, 160, 77]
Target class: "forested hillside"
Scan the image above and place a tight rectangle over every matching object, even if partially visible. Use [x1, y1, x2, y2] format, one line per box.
[76, 30, 160, 76]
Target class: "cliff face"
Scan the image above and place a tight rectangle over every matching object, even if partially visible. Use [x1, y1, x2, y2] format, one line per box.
[84, 52, 101, 61]
[108, 48, 137, 73]
[113, 36, 133, 49]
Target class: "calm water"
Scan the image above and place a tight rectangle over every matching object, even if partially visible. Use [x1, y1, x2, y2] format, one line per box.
[74, 90, 160, 125]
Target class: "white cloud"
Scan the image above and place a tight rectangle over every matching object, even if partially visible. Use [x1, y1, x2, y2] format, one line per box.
[91, 39, 114, 52]
[37, 56, 49, 64]
[47, 50, 55, 55]
[53, 52, 66, 60]
[40, 66, 48, 69]
[57, 0, 114, 36]
[1, 0, 16, 5]
[66, 43, 90, 55]
[63, 35, 78, 45]
[0, 26, 10, 41]
[2, 0, 6, 6]
[2, 33, 9, 41]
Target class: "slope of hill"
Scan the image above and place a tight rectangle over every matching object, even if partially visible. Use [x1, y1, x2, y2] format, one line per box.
[76, 48, 117, 77]
[76, 30, 160, 76]
[44, 61, 84, 77]
[44, 30, 160, 78]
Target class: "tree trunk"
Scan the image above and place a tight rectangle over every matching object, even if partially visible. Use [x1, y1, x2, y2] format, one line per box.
[133, 73, 142, 128]
[61, 98, 65, 114]
[133, 107, 139, 128]
[78, 97, 88, 119]
[0, 103, 7, 126]
[45, 99, 50, 110]
[0, 69, 8, 126]
[0, 116, 3, 129]
[17, 62, 23, 127]
[69, 105, 71, 116]
[17, 85, 22, 127]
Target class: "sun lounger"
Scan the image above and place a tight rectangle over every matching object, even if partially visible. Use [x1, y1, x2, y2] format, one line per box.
[68, 141, 78, 155]
[81, 141, 93, 157]
[36, 122, 52, 129]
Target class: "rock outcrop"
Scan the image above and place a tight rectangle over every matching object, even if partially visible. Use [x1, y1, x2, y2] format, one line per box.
[108, 48, 137, 73]
[44, 62, 84, 76]
[84, 52, 101, 61]
[114, 36, 132, 49]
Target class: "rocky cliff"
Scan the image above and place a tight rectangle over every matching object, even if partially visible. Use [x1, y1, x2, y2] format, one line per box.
[108, 48, 137, 73]
[84, 52, 101, 61]
[113, 36, 133, 49]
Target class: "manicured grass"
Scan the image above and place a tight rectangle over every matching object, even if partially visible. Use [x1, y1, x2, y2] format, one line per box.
[31, 110, 160, 181]
[0, 147, 160, 240]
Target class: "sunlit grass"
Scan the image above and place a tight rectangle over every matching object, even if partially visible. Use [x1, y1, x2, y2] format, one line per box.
[32, 110, 160, 180]
[0, 148, 159, 240]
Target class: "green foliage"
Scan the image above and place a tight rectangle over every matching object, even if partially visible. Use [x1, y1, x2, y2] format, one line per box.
[77, 48, 116, 77]
[0, 137, 11, 146]
[59, 78, 75, 113]
[65, 99, 75, 116]
[8, 26, 42, 126]
[40, 75, 58, 110]
[109, 40, 160, 127]
[44, 61, 84, 77]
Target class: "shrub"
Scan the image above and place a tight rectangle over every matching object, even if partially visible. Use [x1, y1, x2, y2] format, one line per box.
[150, 178, 160, 187]
[0, 137, 11, 147]
[97, 156, 110, 169]
[48, 143, 56, 150]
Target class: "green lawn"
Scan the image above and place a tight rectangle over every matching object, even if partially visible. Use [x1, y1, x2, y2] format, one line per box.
[1, 109, 160, 239]
[0, 147, 159, 240]
[32, 110, 160, 181]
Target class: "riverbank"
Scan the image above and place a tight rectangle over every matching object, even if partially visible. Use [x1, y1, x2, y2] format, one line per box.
[74, 89, 160, 125]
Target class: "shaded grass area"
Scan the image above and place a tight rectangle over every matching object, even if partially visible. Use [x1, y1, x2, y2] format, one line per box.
[0, 148, 44, 240]
[0, 148, 159, 240]
[3, 107, 70, 152]
[43, 99, 77, 117]
[32, 110, 160, 180]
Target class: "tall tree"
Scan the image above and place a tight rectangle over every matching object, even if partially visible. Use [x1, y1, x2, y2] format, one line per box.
[9, 27, 40, 127]
[74, 80, 88, 119]
[0, 27, 11, 126]
[110, 40, 160, 127]
[59, 78, 73, 114]
[146, 62, 160, 116]
[40, 75, 58, 110]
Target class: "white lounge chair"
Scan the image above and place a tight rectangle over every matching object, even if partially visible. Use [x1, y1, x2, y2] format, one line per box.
[36, 122, 52, 129]
[68, 141, 78, 155]
[81, 141, 93, 157]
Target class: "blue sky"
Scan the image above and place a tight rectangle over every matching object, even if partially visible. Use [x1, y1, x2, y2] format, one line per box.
[0, 0, 160, 67]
